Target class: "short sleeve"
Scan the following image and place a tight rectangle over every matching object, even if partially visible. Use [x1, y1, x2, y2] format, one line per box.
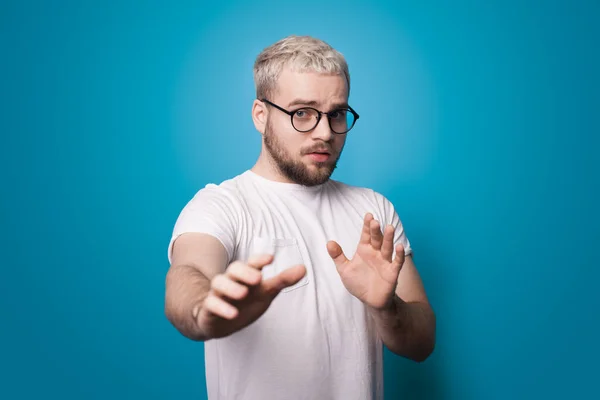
[167, 185, 239, 264]
[372, 190, 413, 257]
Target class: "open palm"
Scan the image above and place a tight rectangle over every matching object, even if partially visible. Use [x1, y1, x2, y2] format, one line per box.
[327, 213, 405, 310]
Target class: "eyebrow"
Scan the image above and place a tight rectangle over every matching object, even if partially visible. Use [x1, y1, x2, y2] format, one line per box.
[287, 98, 349, 110]
[287, 99, 319, 108]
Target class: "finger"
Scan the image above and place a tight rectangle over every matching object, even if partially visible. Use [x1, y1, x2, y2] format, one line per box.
[261, 264, 307, 296]
[380, 224, 395, 261]
[370, 219, 383, 250]
[377, 244, 405, 284]
[203, 292, 238, 320]
[211, 274, 249, 300]
[326, 240, 348, 269]
[247, 253, 275, 270]
[359, 213, 374, 244]
[226, 262, 263, 286]
[393, 244, 406, 271]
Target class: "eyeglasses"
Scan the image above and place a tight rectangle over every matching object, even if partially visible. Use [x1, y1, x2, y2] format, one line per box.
[260, 98, 359, 134]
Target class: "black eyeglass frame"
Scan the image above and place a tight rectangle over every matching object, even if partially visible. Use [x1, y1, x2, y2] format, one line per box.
[260, 98, 360, 134]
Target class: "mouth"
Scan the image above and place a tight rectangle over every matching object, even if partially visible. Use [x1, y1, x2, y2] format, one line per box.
[306, 148, 331, 155]
[306, 151, 332, 162]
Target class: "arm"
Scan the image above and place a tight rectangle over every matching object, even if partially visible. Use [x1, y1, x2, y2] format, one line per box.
[165, 232, 307, 342]
[367, 255, 436, 362]
[327, 210, 436, 362]
[164, 232, 229, 341]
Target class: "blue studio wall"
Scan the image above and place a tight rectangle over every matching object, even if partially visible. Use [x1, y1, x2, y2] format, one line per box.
[1, 1, 598, 399]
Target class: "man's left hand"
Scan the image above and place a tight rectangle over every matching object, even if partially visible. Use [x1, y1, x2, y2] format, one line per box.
[326, 212, 406, 310]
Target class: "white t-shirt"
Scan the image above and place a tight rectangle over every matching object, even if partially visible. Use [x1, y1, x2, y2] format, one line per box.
[168, 170, 412, 400]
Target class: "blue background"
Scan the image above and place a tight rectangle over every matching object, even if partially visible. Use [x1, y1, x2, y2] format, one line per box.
[1, 1, 598, 399]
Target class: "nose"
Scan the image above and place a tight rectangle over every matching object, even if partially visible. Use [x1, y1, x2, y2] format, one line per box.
[310, 113, 334, 142]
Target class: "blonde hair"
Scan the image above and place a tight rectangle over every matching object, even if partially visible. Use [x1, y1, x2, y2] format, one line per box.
[253, 35, 350, 100]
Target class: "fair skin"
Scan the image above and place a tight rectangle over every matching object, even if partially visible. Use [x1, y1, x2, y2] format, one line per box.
[251, 69, 349, 186]
[165, 67, 435, 361]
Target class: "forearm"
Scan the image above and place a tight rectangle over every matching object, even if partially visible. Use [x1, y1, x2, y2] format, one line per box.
[164, 264, 211, 341]
[368, 295, 436, 362]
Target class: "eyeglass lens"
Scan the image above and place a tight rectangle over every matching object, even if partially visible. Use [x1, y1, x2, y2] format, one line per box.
[292, 108, 355, 133]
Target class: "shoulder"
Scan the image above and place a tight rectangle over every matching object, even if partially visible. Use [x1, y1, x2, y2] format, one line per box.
[186, 173, 248, 209]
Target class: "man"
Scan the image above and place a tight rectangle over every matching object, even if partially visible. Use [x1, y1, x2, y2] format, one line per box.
[165, 35, 436, 400]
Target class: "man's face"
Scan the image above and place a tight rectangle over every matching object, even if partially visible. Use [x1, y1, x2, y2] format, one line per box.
[263, 69, 349, 186]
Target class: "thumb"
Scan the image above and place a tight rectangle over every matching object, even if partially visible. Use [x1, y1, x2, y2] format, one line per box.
[326, 240, 348, 269]
[261, 264, 307, 297]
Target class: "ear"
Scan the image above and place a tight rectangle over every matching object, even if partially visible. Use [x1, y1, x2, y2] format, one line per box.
[251, 99, 268, 135]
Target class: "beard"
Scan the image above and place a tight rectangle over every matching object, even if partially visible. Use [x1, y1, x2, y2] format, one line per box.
[263, 119, 340, 187]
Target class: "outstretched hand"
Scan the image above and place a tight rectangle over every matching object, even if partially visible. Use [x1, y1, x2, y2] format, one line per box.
[326, 213, 405, 310]
[196, 254, 306, 339]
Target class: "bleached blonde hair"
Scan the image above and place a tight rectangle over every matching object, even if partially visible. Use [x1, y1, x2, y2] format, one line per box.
[253, 35, 350, 100]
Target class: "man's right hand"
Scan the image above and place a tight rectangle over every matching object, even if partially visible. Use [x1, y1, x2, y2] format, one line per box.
[194, 254, 306, 340]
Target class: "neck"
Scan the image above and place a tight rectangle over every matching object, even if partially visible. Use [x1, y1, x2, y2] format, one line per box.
[251, 151, 294, 184]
